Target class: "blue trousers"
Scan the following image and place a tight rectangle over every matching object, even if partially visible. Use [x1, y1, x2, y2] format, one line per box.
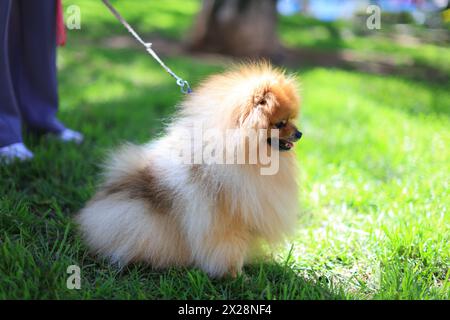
[0, 0, 64, 147]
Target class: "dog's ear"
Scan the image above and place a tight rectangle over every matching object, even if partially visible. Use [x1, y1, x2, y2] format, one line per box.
[238, 85, 275, 129]
[236, 70, 299, 129]
[253, 79, 300, 126]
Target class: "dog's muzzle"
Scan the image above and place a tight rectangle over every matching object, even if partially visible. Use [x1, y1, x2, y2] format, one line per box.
[267, 130, 302, 151]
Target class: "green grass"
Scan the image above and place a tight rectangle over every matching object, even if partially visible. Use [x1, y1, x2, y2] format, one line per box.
[0, 0, 449, 299]
[279, 14, 450, 75]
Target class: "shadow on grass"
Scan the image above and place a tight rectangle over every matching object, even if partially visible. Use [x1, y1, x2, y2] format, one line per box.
[282, 46, 449, 88]
[72, 255, 346, 299]
[60, 37, 449, 125]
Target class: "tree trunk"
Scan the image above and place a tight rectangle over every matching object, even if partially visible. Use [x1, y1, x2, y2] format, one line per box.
[301, 0, 310, 15]
[188, 0, 281, 58]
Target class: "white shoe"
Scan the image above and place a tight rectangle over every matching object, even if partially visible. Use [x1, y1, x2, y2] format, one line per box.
[0, 142, 34, 164]
[56, 128, 84, 144]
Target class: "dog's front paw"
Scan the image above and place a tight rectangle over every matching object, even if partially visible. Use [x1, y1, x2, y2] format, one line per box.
[227, 265, 242, 279]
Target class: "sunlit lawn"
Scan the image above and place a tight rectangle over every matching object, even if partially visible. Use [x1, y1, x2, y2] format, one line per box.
[0, 0, 448, 299]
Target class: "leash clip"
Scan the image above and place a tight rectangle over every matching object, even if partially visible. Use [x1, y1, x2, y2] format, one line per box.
[177, 79, 192, 94]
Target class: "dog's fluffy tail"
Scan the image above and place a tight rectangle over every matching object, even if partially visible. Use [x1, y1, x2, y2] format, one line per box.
[75, 142, 191, 267]
[100, 143, 151, 187]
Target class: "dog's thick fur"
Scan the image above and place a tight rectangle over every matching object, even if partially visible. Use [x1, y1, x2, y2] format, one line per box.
[76, 62, 301, 277]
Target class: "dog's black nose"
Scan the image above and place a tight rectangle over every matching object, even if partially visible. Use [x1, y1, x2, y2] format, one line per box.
[295, 131, 303, 140]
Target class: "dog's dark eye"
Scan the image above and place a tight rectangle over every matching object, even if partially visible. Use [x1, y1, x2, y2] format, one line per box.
[275, 121, 287, 129]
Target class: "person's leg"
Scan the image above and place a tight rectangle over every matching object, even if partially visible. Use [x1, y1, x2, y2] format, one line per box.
[0, 0, 34, 162]
[12, 0, 65, 134]
[0, 0, 23, 147]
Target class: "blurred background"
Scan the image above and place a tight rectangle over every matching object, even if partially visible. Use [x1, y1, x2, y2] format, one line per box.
[58, 0, 450, 112]
[64, 0, 450, 79]
[186, 0, 450, 82]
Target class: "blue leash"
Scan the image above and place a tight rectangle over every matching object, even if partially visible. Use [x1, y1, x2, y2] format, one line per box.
[102, 0, 192, 94]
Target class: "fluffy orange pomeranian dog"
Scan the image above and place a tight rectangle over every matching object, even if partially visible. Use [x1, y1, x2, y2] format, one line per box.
[76, 62, 302, 277]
